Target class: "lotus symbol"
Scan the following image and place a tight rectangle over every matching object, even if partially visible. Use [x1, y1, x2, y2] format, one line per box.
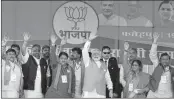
[65, 7, 87, 30]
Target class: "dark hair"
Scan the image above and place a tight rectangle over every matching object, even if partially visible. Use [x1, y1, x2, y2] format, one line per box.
[160, 52, 171, 60]
[72, 47, 82, 58]
[102, 46, 111, 52]
[158, 0, 173, 11]
[11, 44, 20, 51]
[32, 44, 41, 50]
[129, 48, 137, 54]
[42, 45, 50, 51]
[88, 52, 92, 58]
[59, 52, 68, 58]
[131, 59, 143, 72]
[108, 57, 119, 70]
[6, 48, 16, 55]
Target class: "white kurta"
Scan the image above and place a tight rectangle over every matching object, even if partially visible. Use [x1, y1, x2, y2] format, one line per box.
[147, 43, 173, 98]
[75, 62, 82, 98]
[2, 60, 23, 98]
[147, 71, 173, 98]
[82, 41, 113, 98]
[22, 52, 43, 98]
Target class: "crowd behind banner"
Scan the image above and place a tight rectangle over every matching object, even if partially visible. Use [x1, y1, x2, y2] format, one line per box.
[1, 0, 174, 98]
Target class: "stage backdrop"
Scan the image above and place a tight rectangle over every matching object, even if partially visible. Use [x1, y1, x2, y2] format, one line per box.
[2, 1, 174, 75]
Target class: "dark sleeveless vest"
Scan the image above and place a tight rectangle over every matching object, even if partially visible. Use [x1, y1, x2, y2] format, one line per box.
[22, 55, 47, 94]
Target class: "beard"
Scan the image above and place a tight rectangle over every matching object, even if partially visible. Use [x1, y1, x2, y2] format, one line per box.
[43, 53, 50, 59]
[33, 54, 40, 59]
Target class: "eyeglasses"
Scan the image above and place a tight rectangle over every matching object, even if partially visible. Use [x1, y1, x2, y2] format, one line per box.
[103, 52, 110, 54]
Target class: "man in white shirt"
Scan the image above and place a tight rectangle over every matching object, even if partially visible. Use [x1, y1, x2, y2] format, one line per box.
[98, 1, 127, 26]
[126, 1, 153, 27]
[101, 46, 124, 98]
[2, 48, 23, 98]
[82, 35, 113, 98]
[147, 33, 174, 98]
[21, 33, 47, 98]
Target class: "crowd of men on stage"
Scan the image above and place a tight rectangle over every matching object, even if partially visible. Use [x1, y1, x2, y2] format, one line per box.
[1, 32, 174, 98]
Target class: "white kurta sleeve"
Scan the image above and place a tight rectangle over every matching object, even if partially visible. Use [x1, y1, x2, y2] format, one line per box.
[149, 43, 159, 69]
[82, 40, 91, 68]
[105, 69, 113, 90]
[21, 49, 29, 64]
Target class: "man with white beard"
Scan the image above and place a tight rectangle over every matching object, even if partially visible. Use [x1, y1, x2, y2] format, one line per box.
[82, 35, 113, 98]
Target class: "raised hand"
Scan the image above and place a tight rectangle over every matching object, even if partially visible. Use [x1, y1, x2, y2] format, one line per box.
[88, 34, 98, 41]
[50, 34, 58, 45]
[60, 37, 67, 45]
[2, 34, 9, 46]
[124, 41, 129, 51]
[153, 32, 159, 44]
[23, 32, 31, 42]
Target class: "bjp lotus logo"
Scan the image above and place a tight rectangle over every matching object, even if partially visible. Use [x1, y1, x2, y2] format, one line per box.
[53, 1, 98, 44]
[64, 7, 87, 30]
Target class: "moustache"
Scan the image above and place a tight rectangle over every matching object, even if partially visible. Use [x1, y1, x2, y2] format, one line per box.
[44, 52, 50, 55]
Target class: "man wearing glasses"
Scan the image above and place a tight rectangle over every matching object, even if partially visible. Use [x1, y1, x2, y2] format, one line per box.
[101, 46, 124, 98]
